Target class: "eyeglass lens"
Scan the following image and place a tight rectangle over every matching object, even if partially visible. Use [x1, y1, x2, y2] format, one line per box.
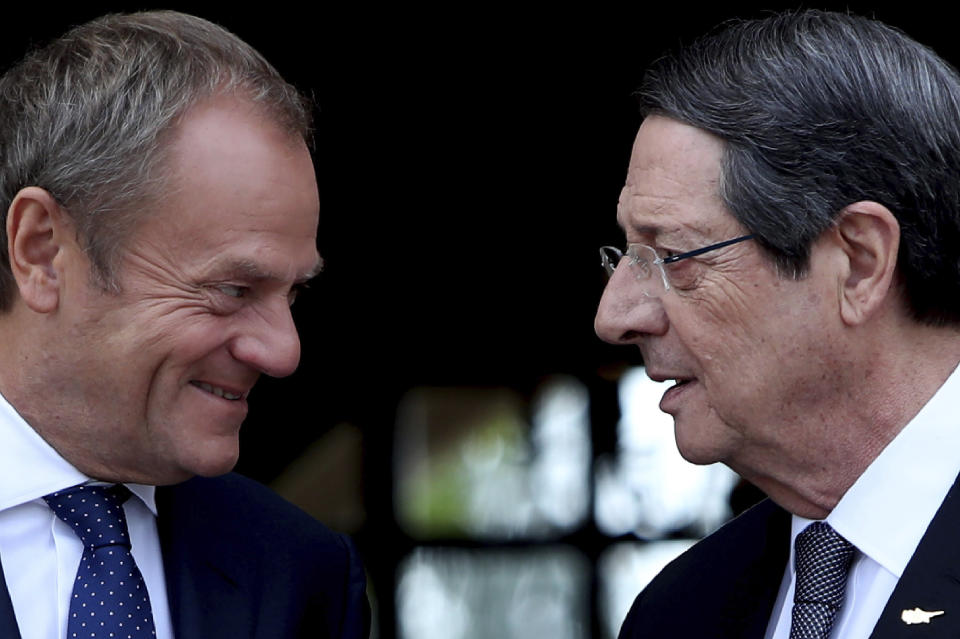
[599, 245, 667, 295]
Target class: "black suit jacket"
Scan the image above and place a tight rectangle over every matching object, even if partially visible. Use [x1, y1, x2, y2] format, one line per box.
[619, 471, 960, 638]
[0, 473, 369, 639]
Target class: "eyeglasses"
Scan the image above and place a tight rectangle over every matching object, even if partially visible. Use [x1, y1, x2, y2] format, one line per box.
[599, 234, 755, 296]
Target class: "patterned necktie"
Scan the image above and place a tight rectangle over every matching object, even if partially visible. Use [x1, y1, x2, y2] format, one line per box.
[789, 521, 856, 639]
[44, 484, 157, 639]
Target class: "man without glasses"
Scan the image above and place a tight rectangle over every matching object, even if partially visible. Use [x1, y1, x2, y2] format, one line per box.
[0, 11, 368, 639]
[596, 10, 960, 639]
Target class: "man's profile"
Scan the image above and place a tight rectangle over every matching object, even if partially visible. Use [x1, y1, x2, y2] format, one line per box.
[0, 11, 368, 638]
[596, 10, 960, 638]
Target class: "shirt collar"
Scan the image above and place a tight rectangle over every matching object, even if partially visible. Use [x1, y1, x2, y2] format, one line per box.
[798, 363, 960, 578]
[127, 483, 158, 515]
[0, 390, 157, 516]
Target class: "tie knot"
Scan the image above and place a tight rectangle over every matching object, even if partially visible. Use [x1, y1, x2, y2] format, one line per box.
[794, 521, 855, 607]
[43, 484, 133, 551]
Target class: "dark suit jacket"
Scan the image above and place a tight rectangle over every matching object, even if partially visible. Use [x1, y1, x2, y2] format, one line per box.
[0, 473, 370, 639]
[619, 471, 960, 638]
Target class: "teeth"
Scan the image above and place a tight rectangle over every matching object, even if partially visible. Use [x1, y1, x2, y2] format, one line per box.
[193, 381, 242, 400]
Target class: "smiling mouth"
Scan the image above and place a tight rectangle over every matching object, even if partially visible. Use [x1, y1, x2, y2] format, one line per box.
[191, 381, 245, 401]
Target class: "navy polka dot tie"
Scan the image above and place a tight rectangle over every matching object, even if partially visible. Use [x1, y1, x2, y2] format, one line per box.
[789, 522, 855, 639]
[44, 484, 157, 639]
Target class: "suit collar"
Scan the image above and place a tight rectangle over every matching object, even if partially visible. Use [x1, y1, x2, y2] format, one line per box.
[0, 554, 22, 639]
[156, 481, 254, 639]
[718, 500, 792, 638]
[869, 471, 960, 638]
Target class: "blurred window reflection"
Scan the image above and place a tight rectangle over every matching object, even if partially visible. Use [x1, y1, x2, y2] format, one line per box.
[595, 367, 738, 538]
[390, 367, 742, 639]
[394, 377, 591, 539]
[598, 540, 695, 639]
[530, 378, 591, 529]
[397, 547, 589, 639]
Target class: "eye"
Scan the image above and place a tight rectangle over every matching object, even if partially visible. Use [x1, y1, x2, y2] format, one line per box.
[662, 256, 701, 291]
[217, 284, 248, 298]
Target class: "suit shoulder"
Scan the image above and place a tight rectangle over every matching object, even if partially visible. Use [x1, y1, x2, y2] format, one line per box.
[158, 473, 370, 638]
[618, 499, 789, 638]
[156, 474, 370, 639]
[159, 473, 349, 553]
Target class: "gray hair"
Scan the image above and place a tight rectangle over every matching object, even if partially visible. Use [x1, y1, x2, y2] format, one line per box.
[0, 11, 312, 311]
[638, 10, 960, 326]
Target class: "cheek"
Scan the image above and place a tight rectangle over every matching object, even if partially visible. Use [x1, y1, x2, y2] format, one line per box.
[672, 291, 757, 376]
[93, 322, 233, 414]
[111, 306, 226, 352]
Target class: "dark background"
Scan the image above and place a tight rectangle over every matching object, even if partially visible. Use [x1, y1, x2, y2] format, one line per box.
[3, 4, 955, 636]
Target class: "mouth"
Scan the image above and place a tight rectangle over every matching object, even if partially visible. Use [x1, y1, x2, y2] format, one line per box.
[662, 377, 695, 400]
[647, 373, 697, 414]
[190, 381, 247, 401]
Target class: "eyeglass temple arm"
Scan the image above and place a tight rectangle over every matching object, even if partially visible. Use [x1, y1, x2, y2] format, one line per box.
[661, 234, 756, 264]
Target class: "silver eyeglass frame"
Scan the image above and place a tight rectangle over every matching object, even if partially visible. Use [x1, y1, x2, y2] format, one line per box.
[599, 234, 755, 296]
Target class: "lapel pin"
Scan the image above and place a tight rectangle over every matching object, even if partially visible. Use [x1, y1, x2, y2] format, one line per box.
[901, 608, 945, 625]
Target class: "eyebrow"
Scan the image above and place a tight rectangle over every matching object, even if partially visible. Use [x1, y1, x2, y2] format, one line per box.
[210, 256, 324, 284]
[615, 214, 686, 241]
[300, 257, 325, 282]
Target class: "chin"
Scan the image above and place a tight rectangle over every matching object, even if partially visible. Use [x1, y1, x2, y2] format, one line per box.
[175, 439, 241, 480]
[675, 444, 723, 466]
[673, 423, 728, 466]
[189, 452, 240, 478]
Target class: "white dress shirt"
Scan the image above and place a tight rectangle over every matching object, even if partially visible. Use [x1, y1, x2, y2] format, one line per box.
[0, 391, 174, 639]
[765, 364, 960, 639]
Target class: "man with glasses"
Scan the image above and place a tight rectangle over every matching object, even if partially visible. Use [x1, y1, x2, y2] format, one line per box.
[596, 10, 960, 639]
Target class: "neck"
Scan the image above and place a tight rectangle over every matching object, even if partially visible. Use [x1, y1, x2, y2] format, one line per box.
[0, 305, 96, 476]
[738, 321, 960, 519]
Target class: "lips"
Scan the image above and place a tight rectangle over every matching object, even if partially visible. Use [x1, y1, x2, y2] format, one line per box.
[644, 370, 697, 414]
[644, 369, 695, 386]
[190, 381, 247, 401]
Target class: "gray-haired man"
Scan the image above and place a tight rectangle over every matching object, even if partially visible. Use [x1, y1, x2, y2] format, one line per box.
[597, 11, 960, 638]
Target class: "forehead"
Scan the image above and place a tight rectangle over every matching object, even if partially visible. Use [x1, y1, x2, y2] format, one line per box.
[128, 96, 321, 277]
[618, 115, 737, 242]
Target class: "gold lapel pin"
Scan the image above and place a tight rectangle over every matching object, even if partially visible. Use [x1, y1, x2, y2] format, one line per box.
[901, 608, 945, 625]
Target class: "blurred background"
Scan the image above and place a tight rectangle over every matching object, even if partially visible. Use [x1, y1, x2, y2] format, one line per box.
[2, 3, 953, 637]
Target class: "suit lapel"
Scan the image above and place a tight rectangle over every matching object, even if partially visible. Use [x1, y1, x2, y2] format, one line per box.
[719, 501, 791, 638]
[618, 499, 791, 639]
[869, 472, 960, 638]
[156, 482, 254, 639]
[0, 554, 23, 639]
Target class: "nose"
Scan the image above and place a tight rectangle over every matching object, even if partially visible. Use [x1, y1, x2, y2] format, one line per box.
[229, 298, 302, 378]
[594, 266, 669, 344]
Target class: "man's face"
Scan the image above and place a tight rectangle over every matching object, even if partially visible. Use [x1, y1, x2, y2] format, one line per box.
[595, 116, 842, 478]
[52, 97, 321, 484]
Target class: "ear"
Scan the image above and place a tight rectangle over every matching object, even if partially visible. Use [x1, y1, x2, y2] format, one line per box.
[5, 186, 73, 313]
[831, 201, 900, 326]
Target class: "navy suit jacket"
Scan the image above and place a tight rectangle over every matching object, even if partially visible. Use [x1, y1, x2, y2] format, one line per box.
[0, 473, 369, 639]
[618, 471, 960, 638]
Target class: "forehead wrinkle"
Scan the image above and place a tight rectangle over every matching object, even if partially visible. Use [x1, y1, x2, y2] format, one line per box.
[618, 169, 729, 245]
[617, 190, 689, 240]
